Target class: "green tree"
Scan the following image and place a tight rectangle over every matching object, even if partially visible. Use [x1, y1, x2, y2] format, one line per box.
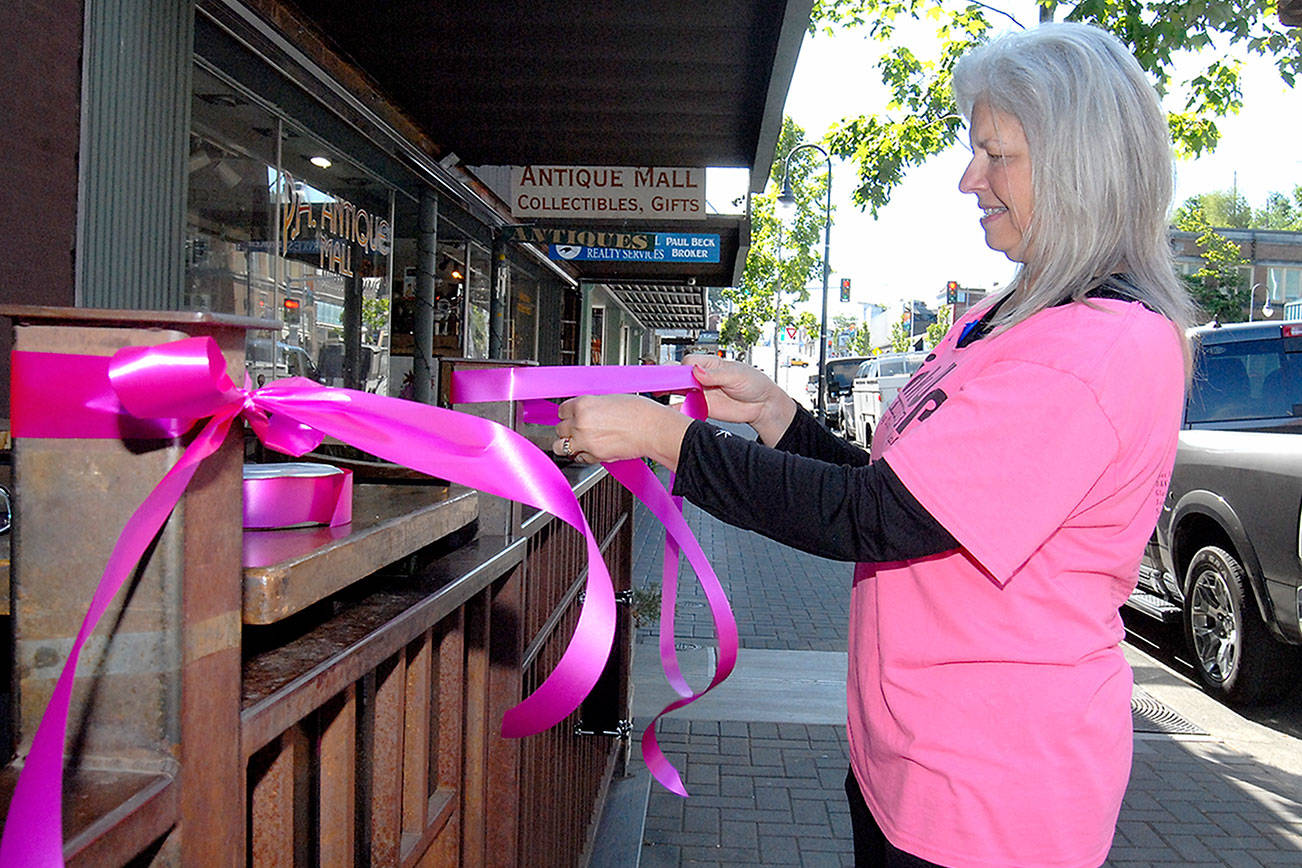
[924, 304, 953, 348]
[1173, 202, 1251, 321]
[1176, 186, 1302, 230]
[721, 117, 831, 358]
[1173, 189, 1252, 228]
[1253, 188, 1302, 229]
[890, 318, 912, 352]
[831, 314, 861, 355]
[851, 323, 874, 354]
[809, 1, 1300, 216]
[362, 294, 390, 343]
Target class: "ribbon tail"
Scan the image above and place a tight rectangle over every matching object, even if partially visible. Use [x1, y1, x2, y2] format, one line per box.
[603, 459, 739, 797]
[639, 725, 687, 798]
[500, 533, 617, 737]
[0, 410, 237, 867]
[658, 528, 691, 697]
[604, 463, 692, 699]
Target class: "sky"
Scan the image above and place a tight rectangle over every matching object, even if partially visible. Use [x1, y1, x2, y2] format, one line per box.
[736, 3, 1302, 323]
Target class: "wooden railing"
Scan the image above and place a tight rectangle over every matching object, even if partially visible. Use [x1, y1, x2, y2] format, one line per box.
[0, 308, 632, 866]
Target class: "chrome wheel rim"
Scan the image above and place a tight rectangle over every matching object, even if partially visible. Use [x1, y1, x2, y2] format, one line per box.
[1189, 564, 1239, 684]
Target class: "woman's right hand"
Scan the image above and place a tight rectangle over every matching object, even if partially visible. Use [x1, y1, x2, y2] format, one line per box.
[683, 354, 797, 444]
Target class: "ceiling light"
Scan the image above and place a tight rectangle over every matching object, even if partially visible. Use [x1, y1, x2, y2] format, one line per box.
[309, 155, 332, 169]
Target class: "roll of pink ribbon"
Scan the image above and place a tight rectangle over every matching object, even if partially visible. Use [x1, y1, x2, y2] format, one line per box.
[242, 462, 353, 529]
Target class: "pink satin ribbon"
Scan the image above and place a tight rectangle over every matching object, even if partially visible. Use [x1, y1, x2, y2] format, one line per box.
[452, 365, 740, 797]
[0, 338, 629, 866]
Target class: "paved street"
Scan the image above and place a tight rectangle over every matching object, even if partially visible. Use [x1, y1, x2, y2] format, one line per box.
[591, 465, 1302, 867]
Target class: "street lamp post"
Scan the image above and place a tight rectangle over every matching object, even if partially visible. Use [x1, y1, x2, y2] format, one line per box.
[777, 143, 832, 423]
[1250, 283, 1276, 321]
[772, 223, 784, 379]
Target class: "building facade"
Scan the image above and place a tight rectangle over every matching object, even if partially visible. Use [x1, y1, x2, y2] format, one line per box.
[1172, 228, 1302, 321]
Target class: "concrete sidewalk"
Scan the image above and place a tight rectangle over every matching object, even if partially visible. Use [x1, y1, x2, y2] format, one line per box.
[590, 486, 1302, 867]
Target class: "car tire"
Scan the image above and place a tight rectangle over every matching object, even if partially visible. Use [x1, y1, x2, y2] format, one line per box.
[1181, 545, 1295, 705]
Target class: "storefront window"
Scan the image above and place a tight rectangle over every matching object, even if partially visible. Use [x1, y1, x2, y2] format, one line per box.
[465, 243, 491, 359]
[185, 64, 393, 392]
[275, 162, 392, 393]
[435, 242, 467, 353]
[510, 266, 539, 361]
[185, 69, 280, 321]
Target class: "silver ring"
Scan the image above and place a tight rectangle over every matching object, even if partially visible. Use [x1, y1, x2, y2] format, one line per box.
[562, 437, 573, 457]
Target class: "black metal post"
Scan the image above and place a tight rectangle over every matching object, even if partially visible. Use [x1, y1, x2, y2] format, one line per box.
[779, 143, 833, 422]
[817, 168, 831, 422]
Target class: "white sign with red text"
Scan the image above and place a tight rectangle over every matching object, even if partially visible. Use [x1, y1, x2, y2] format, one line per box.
[510, 165, 706, 220]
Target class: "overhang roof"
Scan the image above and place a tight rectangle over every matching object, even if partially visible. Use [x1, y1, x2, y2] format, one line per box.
[291, 0, 810, 192]
[277, 0, 812, 318]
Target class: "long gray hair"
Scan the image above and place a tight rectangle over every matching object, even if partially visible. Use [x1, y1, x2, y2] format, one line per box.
[952, 22, 1196, 333]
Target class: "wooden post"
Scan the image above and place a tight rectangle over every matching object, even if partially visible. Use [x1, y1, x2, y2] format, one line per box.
[3, 307, 265, 864]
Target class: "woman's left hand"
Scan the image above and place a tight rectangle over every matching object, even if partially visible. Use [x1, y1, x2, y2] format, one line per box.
[553, 394, 692, 470]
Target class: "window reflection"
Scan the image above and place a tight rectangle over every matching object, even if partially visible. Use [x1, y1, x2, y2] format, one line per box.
[185, 64, 393, 392]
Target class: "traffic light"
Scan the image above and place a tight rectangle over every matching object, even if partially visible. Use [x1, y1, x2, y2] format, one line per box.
[283, 297, 301, 324]
[839, 277, 851, 303]
[945, 280, 960, 304]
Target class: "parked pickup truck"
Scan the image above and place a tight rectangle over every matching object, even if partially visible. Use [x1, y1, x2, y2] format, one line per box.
[845, 351, 928, 446]
[1130, 319, 1302, 704]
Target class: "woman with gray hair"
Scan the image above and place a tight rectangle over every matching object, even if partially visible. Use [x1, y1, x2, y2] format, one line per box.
[554, 21, 1190, 867]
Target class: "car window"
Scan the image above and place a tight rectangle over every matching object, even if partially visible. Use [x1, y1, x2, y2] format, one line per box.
[826, 360, 866, 389]
[1187, 338, 1299, 423]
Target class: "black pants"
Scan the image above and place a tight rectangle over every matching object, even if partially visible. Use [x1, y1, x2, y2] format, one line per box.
[845, 770, 946, 868]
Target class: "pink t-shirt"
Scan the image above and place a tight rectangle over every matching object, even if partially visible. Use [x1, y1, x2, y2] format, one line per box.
[849, 298, 1184, 868]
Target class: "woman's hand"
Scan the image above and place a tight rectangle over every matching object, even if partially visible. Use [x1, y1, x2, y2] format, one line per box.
[683, 354, 797, 445]
[553, 394, 692, 470]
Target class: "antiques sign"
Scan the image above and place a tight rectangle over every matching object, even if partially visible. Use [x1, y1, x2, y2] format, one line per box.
[506, 226, 720, 263]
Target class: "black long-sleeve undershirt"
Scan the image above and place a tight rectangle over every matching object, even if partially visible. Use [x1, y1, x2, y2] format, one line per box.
[671, 406, 959, 563]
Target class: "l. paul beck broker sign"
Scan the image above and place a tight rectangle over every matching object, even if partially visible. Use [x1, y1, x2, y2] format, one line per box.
[505, 226, 720, 263]
[510, 165, 705, 220]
